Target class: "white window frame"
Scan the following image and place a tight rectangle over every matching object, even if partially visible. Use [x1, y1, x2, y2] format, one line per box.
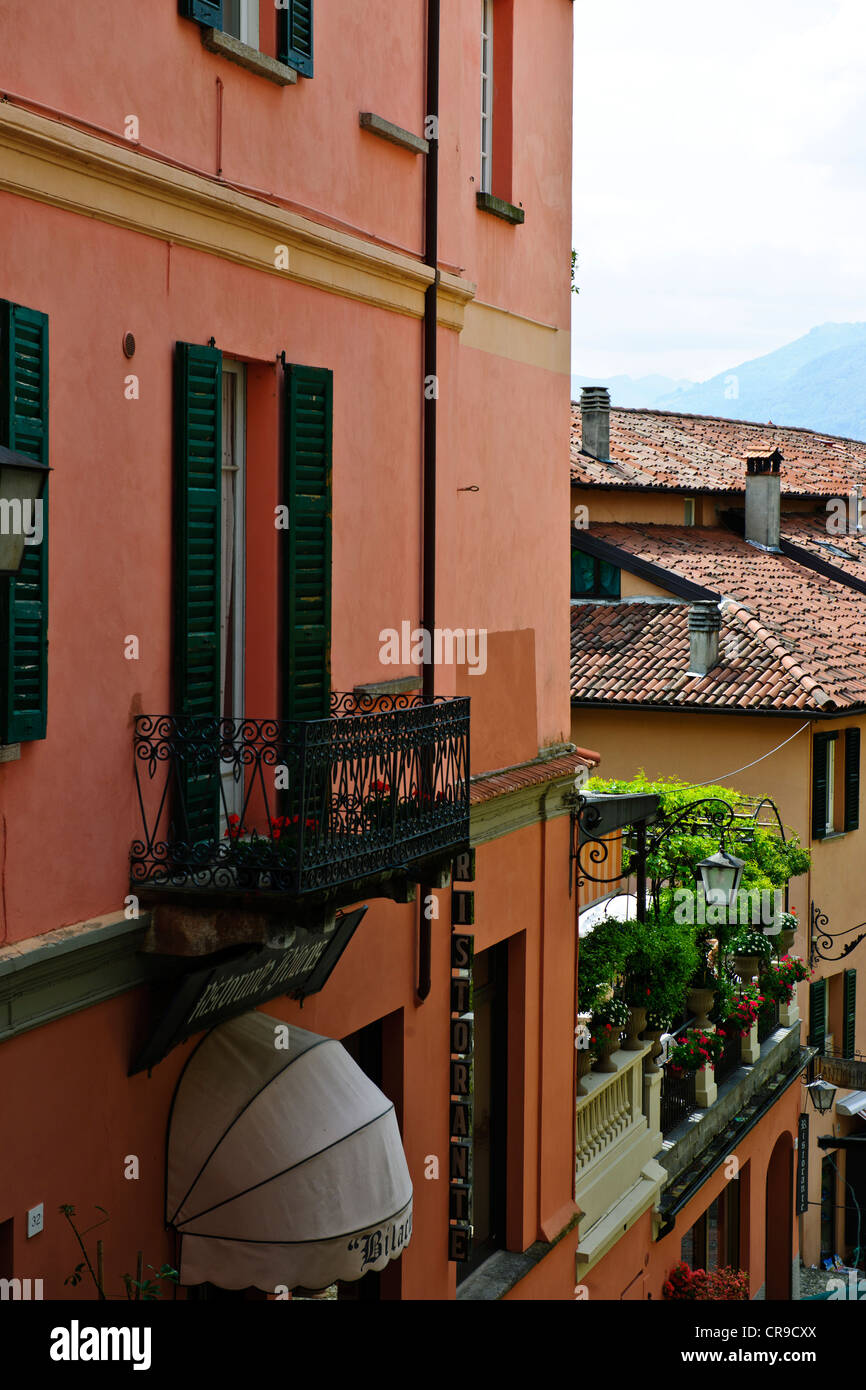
[481, 0, 493, 193]
[220, 361, 247, 822]
[224, 0, 259, 49]
[684, 497, 695, 526]
[825, 738, 836, 836]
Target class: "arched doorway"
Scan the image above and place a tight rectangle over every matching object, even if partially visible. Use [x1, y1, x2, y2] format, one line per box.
[765, 1133, 794, 1299]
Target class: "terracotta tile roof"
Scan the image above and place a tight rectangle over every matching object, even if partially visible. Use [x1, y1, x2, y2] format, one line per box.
[470, 748, 599, 805]
[573, 523, 866, 711]
[779, 512, 866, 585]
[570, 601, 828, 711]
[571, 406, 866, 496]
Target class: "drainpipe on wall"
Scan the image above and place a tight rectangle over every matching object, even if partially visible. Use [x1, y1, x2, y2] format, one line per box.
[417, 0, 440, 1002]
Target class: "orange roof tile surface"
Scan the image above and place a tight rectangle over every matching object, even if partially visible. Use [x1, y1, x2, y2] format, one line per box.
[470, 749, 599, 805]
[572, 523, 866, 711]
[571, 405, 866, 497]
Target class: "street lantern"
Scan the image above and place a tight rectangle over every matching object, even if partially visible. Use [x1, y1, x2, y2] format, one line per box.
[805, 1079, 837, 1114]
[0, 444, 50, 575]
[696, 848, 745, 905]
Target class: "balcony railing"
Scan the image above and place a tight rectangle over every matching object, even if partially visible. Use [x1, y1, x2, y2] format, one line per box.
[757, 998, 781, 1043]
[576, 1048, 647, 1177]
[659, 1019, 698, 1134]
[131, 693, 470, 898]
[714, 1026, 742, 1085]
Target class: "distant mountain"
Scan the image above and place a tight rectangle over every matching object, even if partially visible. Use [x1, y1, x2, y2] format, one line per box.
[651, 323, 866, 440]
[571, 372, 693, 409]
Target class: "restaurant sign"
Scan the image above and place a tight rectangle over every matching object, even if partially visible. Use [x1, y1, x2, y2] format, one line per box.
[130, 907, 367, 1074]
[796, 1112, 809, 1215]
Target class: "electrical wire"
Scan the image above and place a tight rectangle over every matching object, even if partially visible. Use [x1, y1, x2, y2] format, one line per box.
[674, 720, 811, 791]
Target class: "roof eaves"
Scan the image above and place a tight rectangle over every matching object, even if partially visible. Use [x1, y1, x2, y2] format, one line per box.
[570, 528, 719, 602]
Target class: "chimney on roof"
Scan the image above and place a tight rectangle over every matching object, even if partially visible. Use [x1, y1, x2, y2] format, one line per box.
[744, 448, 782, 552]
[580, 386, 611, 461]
[688, 601, 721, 677]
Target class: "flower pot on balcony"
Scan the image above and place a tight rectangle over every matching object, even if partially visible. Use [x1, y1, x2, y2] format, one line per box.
[641, 1027, 664, 1074]
[577, 1049, 593, 1096]
[687, 986, 715, 1032]
[624, 1005, 648, 1051]
[733, 953, 760, 983]
[592, 1031, 619, 1073]
[777, 929, 796, 953]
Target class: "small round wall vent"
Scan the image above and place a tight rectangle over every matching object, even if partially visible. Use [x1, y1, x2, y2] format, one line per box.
[122, 332, 136, 359]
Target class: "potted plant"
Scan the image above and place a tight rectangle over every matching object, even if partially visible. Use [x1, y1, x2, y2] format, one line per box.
[577, 917, 630, 1016]
[729, 927, 773, 983]
[758, 954, 810, 1004]
[363, 779, 393, 827]
[622, 909, 699, 1049]
[687, 966, 717, 1031]
[641, 1008, 673, 1074]
[222, 814, 260, 887]
[668, 1027, 724, 1074]
[575, 1023, 605, 1095]
[723, 989, 764, 1038]
[619, 973, 653, 1050]
[590, 996, 630, 1072]
[774, 908, 798, 954]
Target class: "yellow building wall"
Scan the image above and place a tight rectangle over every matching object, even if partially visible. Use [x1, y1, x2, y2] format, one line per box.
[571, 703, 866, 1266]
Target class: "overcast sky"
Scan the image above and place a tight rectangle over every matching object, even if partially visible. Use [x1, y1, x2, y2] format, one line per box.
[571, 0, 866, 383]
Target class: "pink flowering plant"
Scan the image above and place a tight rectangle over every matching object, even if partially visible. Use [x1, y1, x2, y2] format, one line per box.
[758, 955, 810, 1004]
[724, 990, 764, 1037]
[668, 1027, 724, 1073]
[663, 1261, 749, 1300]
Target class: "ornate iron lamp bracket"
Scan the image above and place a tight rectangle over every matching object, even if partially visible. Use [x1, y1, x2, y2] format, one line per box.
[810, 901, 866, 966]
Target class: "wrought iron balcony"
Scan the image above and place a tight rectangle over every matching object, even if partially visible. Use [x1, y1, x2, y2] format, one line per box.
[131, 693, 470, 901]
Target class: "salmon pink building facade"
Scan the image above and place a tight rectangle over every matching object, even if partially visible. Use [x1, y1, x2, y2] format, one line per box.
[0, 1, 585, 1302]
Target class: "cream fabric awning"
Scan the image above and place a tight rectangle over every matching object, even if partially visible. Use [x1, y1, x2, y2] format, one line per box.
[166, 1011, 413, 1292]
[836, 1089, 866, 1118]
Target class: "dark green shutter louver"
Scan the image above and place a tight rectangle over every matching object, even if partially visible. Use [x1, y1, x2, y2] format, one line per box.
[279, 0, 314, 76]
[809, 977, 828, 1053]
[179, 0, 223, 25]
[844, 728, 860, 832]
[598, 558, 621, 598]
[843, 969, 857, 1059]
[282, 363, 331, 722]
[0, 301, 48, 743]
[570, 548, 595, 598]
[174, 343, 222, 844]
[812, 733, 831, 840]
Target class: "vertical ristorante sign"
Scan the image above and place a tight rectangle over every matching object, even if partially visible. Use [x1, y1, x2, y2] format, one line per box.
[449, 848, 475, 1263]
[796, 1112, 809, 1215]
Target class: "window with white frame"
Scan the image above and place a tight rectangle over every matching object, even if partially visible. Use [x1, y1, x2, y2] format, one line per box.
[480, 0, 493, 193]
[824, 736, 835, 835]
[223, 0, 259, 48]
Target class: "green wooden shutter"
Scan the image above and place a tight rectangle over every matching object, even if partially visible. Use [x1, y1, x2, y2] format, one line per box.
[809, 977, 828, 1053]
[812, 733, 830, 840]
[179, 0, 222, 25]
[174, 343, 222, 843]
[279, 0, 314, 76]
[0, 302, 48, 743]
[844, 728, 860, 832]
[843, 969, 857, 1059]
[282, 363, 331, 722]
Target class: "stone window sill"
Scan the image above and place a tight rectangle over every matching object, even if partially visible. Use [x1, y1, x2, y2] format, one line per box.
[476, 192, 524, 225]
[202, 29, 298, 85]
[359, 113, 428, 155]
